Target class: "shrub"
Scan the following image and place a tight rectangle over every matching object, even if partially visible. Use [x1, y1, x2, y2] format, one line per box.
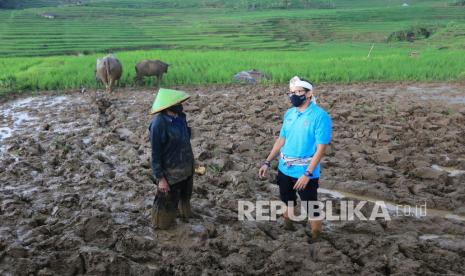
[387, 26, 435, 42]
[0, 75, 17, 90]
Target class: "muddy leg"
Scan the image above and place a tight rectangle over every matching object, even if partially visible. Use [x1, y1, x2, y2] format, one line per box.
[283, 206, 296, 231]
[134, 76, 141, 86]
[151, 187, 179, 230]
[305, 202, 323, 241]
[178, 175, 193, 221]
[309, 219, 322, 240]
[109, 78, 114, 93]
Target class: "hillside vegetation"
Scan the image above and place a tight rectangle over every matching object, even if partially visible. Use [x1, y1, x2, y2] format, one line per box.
[1, 0, 464, 92]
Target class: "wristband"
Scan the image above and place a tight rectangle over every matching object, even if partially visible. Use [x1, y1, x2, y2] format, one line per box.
[263, 161, 271, 167]
[304, 171, 313, 178]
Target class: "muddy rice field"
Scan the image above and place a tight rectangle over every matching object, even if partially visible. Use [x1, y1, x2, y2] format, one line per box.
[1, 83, 465, 275]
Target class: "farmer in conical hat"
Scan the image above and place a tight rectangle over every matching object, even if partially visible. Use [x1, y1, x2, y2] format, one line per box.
[258, 76, 332, 240]
[149, 88, 195, 229]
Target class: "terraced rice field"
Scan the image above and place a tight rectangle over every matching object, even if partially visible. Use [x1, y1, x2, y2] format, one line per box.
[1, 0, 465, 91]
[1, 0, 465, 57]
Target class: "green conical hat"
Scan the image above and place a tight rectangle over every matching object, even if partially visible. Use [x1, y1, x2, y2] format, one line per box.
[150, 88, 190, 114]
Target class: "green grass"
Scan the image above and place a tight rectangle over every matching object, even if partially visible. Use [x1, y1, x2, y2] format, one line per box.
[2, 0, 465, 57]
[1, 0, 465, 92]
[2, 45, 465, 92]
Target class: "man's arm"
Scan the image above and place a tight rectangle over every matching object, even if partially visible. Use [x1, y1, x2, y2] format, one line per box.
[149, 119, 165, 181]
[259, 137, 285, 178]
[305, 144, 327, 174]
[265, 137, 286, 162]
[259, 113, 288, 178]
[150, 118, 171, 193]
[293, 144, 328, 190]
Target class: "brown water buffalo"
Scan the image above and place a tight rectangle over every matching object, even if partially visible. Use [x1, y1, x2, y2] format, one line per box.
[134, 60, 169, 87]
[95, 55, 122, 92]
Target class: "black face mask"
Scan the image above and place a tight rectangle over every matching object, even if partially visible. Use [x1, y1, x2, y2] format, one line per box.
[290, 94, 306, 107]
[169, 104, 183, 114]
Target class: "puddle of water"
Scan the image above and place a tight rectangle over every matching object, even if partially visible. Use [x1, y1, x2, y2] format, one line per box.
[0, 95, 71, 157]
[419, 234, 440, 240]
[53, 124, 90, 134]
[113, 212, 132, 225]
[2, 185, 19, 190]
[431, 164, 465, 177]
[143, 235, 154, 241]
[13, 112, 35, 127]
[423, 95, 465, 105]
[319, 188, 465, 221]
[146, 264, 159, 270]
[419, 234, 457, 241]
[407, 86, 465, 105]
[8, 97, 35, 109]
[1, 111, 38, 140]
[0, 98, 38, 145]
[1, 109, 38, 139]
[0, 126, 12, 140]
[20, 187, 39, 197]
[42, 96, 68, 107]
[51, 206, 59, 216]
[319, 188, 399, 212]
[191, 224, 206, 233]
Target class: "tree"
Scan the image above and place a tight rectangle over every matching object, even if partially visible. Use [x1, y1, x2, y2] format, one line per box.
[301, 0, 311, 8]
[0, 0, 18, 9]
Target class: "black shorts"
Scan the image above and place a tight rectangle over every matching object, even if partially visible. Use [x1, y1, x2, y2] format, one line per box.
[277, 169, 319, 205]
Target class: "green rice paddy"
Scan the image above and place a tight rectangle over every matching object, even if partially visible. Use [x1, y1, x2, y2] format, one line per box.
[1, 0, 465, 92]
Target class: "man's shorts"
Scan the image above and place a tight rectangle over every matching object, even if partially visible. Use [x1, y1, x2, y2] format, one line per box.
[277, 169, 319, 205]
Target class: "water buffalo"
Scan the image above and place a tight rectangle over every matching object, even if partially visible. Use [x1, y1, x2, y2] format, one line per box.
[134, 60, 169, 86]
[95, 55, 122, 93]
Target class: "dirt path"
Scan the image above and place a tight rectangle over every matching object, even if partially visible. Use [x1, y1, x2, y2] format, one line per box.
[1, 83, 464, 275]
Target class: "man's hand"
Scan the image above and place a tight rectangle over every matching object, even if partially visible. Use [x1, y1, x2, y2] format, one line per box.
[258, 164, 269, 179]
[158, 177, 170, 193]
[293, 175, 310, 190]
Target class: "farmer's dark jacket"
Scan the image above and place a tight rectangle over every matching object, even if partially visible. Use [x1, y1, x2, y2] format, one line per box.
[149, 112, 194, 185]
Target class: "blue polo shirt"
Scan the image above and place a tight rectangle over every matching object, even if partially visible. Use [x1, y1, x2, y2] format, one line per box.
[278, 103, 332, 179]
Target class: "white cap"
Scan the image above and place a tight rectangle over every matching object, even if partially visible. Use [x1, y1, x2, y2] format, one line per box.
[289, 76, 313, 91]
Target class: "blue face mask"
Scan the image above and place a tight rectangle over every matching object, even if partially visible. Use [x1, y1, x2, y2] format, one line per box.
[290, 94, 306, 107]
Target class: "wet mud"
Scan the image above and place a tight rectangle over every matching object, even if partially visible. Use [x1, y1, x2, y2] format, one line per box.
[1, 83, 464, 275]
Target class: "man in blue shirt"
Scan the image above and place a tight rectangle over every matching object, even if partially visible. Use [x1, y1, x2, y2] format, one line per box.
[259, 76, 332, 240]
